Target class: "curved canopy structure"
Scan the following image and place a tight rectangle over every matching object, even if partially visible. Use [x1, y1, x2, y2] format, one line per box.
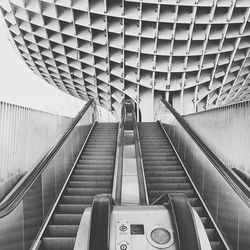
[1, 0, 250, 119]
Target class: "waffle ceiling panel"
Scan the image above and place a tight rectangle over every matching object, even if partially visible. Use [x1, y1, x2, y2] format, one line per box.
[1, 0, 250, 118]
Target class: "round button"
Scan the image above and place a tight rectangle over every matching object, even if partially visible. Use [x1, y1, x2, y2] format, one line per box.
[119, 225, 127, 232]
[151, 228, 171, 245]
[120, 244, 127, 250]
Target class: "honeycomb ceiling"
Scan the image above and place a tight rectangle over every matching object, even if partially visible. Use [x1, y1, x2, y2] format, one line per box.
[1, 0, 250, 116]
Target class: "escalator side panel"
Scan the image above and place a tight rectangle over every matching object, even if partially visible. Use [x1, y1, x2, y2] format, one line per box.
[38, 123, 118, 250]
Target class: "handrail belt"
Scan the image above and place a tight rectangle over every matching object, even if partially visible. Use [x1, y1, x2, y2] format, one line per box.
[166, 193, 201, 250]
[89, 194, 112, 250]
[161, 98, 250, 204]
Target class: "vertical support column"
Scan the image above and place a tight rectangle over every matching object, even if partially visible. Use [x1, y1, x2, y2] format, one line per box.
[139, 88, 154, 121]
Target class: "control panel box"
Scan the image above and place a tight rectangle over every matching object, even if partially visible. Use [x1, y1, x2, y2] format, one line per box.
[110, 206, 177, 250]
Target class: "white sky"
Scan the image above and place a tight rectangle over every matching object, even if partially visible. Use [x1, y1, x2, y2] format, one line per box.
[0, 16, 85, 118]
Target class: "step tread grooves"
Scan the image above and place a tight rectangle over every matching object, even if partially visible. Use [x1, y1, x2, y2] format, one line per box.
[138, 122, 226, 250]
[39, 123, 117, 250]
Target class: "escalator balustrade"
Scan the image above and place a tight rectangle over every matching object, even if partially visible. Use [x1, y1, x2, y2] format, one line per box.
[138, 122, 226, 250]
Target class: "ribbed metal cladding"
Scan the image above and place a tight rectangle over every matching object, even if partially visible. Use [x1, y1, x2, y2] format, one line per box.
[155, 100, 250, 249]
[1, 0, 250, 117]
[0, 102, 95, 250]
[184, 100, 250, 175]
[0, 101, 72, 182]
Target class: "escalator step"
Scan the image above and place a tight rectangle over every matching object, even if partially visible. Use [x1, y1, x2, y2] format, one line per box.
[210, 241, 224, 250]
[78, 159, 114, 164]
[141, 152, 176, 157]
[83, 148, 116, 152]
[140, 144, 172, 148]
[81, 151, 115, 156]
[80, 156, 115, 160]
[142, 156, 177, 161]
[52, 214, 82, 225]
[141, 148, 173, 152]
[39, 122, 118, 250]
[46, 225, 78, 237]
[61, 195, 93, 204]
[64, 187, 111, 196]
[56, 204, 91, 214]
[71, 173, 113, 181]
[67, 181, 111, 188]
[146, 176, 188, 183]
[205, 228, 218, 241]
[193, 206, 206, 216]
[144, 165, 183, 171]
[188, 198, 201, 207]
[140, 139, 168, 141]
[70, 169, 113, 175]
[41, 237, 75, 250]
[75, 165, 114, 170]
[148, 189, 195, 199]
[200, 217, 212, 228]
[143, 161, 179, 166]
[147, 182, 191, 190]
[85, 142, 116, 146]
[144, 170, 185, 177]
[66, 181, 111, 188]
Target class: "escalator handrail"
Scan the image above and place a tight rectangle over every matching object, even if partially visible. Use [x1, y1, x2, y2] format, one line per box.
[130, 101, 149, 205]
[232, 168, 250, 188]
[160, 98, 250, 206]
[89, 194, 112, 250]
[0, 99, 95, 218]
[112, 100, 125, 204]
[167, 193, 201, 250]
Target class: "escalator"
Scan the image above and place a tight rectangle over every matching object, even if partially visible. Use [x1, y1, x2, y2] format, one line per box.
[39, 123, 118, 250]
[1, 99, 248, 250]
[138, 122, 226, 250]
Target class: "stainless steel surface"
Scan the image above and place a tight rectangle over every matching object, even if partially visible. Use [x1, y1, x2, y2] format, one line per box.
[192, 208, 211, 250]
[75, 205, 178, 250]
[23, 176, 43, 250]
[121, 101, 140, 205]
[158, 121, 230, 250]
[183, 100, 250, 175]
[156, 100, 250, 250]
[0, 201, 24, 250]
[138, 121, 228, 249]
[112, 101, 125, 204]
[0, 101, 72, 183]
[113, 99, 147, 205]
[132, 102, 149, 205]
[74, 207, 91, 250]
[0, 102, 95, 250]
[75, 202, 212, 250]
